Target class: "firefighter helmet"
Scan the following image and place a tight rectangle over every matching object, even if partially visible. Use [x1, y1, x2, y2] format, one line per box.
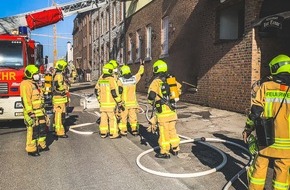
[120, 65, 131, 76]
[102, 63, 114, 75]
[108, 60, 118, 69]
[24, 65, 39, 79]
[269, 54, 290, 75]
[55, 59, 68, 71]
[153, 60, 167, 74]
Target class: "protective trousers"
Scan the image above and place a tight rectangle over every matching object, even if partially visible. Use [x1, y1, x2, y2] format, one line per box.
[99, 111, 119, 138]
[158, 120, 180, 155]
[248, 155, 290, 190]
[53, 95, 67, 136]
[24, 115, 47, 153]
[119, 108, 138, 134]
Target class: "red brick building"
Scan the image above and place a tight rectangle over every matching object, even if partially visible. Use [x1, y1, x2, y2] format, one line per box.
[125, 0, 290, 113]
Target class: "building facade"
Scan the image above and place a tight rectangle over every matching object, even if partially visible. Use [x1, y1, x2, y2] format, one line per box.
[72, 12, 93, 74]
[73, 0, 290, 113]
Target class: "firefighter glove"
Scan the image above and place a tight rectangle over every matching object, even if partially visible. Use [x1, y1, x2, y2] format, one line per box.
[117, 102, 125, 111]
[27, 112, 36, 126]
[247, 134, 258, 155]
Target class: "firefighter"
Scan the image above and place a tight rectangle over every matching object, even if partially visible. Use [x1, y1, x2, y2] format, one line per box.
[147, 60, 182, 159]
[117, 62, 144, 136]
[242, 54, 290, 190]
[52, 59, 69, 138]
[108, 59, 120, 79]
[20, 65, 49, 156]
[95, 63, 123, 139]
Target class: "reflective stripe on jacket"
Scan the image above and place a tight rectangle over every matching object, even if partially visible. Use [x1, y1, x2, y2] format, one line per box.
[253, 81, 290, 158]
[148, 78, 177, 122]
[95, 76, 119, 111]
[20, 79, 44, 117]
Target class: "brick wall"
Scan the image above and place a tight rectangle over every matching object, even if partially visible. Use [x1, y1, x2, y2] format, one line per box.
[125, 0, 258, 113]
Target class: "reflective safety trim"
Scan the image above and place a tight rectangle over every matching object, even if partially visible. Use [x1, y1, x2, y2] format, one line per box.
[264, 101, 273, 118]
[34, 109, 44, 117]
[274, 138, 290, 143]
[273, 180, 289, 190]
[249, 176, 266, 186]
[170, 137, 180, 144]
[100, 103, 116, 108]
[270, 141, 290, 149]
[53, 97, 68, 104]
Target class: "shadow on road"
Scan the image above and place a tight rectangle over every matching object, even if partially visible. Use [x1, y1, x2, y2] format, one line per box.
[139, 124, 159, 153]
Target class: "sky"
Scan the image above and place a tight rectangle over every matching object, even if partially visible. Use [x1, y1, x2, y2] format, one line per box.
[0, 0, 76, 63]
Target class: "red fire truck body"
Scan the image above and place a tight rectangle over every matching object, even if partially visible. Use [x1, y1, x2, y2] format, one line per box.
[0, 0, 105, 120]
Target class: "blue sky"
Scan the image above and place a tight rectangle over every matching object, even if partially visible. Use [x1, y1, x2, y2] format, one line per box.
[0, 0, 76, 63]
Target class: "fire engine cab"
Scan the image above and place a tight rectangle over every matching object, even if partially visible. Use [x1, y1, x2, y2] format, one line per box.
[0, 0, 106, 120]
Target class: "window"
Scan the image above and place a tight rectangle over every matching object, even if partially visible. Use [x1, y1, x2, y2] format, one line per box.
[120, 2, 124, 22]
[128, 35, 133, 63]
[161, 16, 169, 56]
[106, 8, 110, 31]
[100, 13, 104, 35]
[145, 25, 152, 60]
[218, 2, 245, 40]
[136, 30, 141, 61]
[112, 3, 117, 26]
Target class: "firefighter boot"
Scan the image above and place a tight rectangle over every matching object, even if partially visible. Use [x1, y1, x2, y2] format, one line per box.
[28, 151, 40, 157]
[155, 153, 170, 159]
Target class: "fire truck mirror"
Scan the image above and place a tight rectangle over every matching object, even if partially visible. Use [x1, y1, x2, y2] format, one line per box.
[35, 44, 44, 66]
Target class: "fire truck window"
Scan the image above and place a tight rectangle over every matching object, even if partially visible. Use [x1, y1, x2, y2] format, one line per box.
[0, 41, 23, 67]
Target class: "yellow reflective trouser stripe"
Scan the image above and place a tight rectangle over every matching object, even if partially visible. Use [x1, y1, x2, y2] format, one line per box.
[273, 180, 289, 190]
[100, 126, 108, 131]
[159, 126, 170, 148]
[170, 137, 180, 144]
[119, 123, 126, 130]
[249, 176, 266, 186]
[264, 102, 273, 117]
[270, 144, 290, 149]
[53, 97, 67, 104]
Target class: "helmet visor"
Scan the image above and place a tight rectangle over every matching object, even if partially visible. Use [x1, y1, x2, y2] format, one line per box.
[271, 61, 290, 74]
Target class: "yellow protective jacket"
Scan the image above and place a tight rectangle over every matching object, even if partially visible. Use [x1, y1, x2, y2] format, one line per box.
[20, 79, 44, 117]
[95, 75, 121, 112]
[117, 65, 144, 108]
[147, 75, 182, 123]
[52, 71, 68, 104]
[253, 80, 290, 158]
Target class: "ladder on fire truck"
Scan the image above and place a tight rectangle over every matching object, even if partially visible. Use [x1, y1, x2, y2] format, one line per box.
[0, 0, 106, 34]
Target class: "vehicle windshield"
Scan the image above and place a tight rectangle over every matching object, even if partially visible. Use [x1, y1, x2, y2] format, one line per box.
[0, 40, 23, 68]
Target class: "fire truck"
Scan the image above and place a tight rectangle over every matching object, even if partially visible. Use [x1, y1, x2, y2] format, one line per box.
[0, 0, 106, 120]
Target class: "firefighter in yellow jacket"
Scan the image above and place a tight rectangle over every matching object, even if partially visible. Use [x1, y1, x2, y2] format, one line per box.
[117, 62, 144, 136]
[52, 59, 69, 138]
[20, 65, 49, 156]
[95, 63, 123, 139]
[242, 54, 290, 190]
[147, 60, 182, 159]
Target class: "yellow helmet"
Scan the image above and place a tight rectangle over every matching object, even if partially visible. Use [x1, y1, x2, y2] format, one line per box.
[269, 54, 290, 75]
[153, 60, 167, 74]
[108, 60, 118, 69]
[120, 65, 131, 76]
[24, 65, 39, 79]
[55, 59, 68, 71]
[102, 63, 114, 75]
